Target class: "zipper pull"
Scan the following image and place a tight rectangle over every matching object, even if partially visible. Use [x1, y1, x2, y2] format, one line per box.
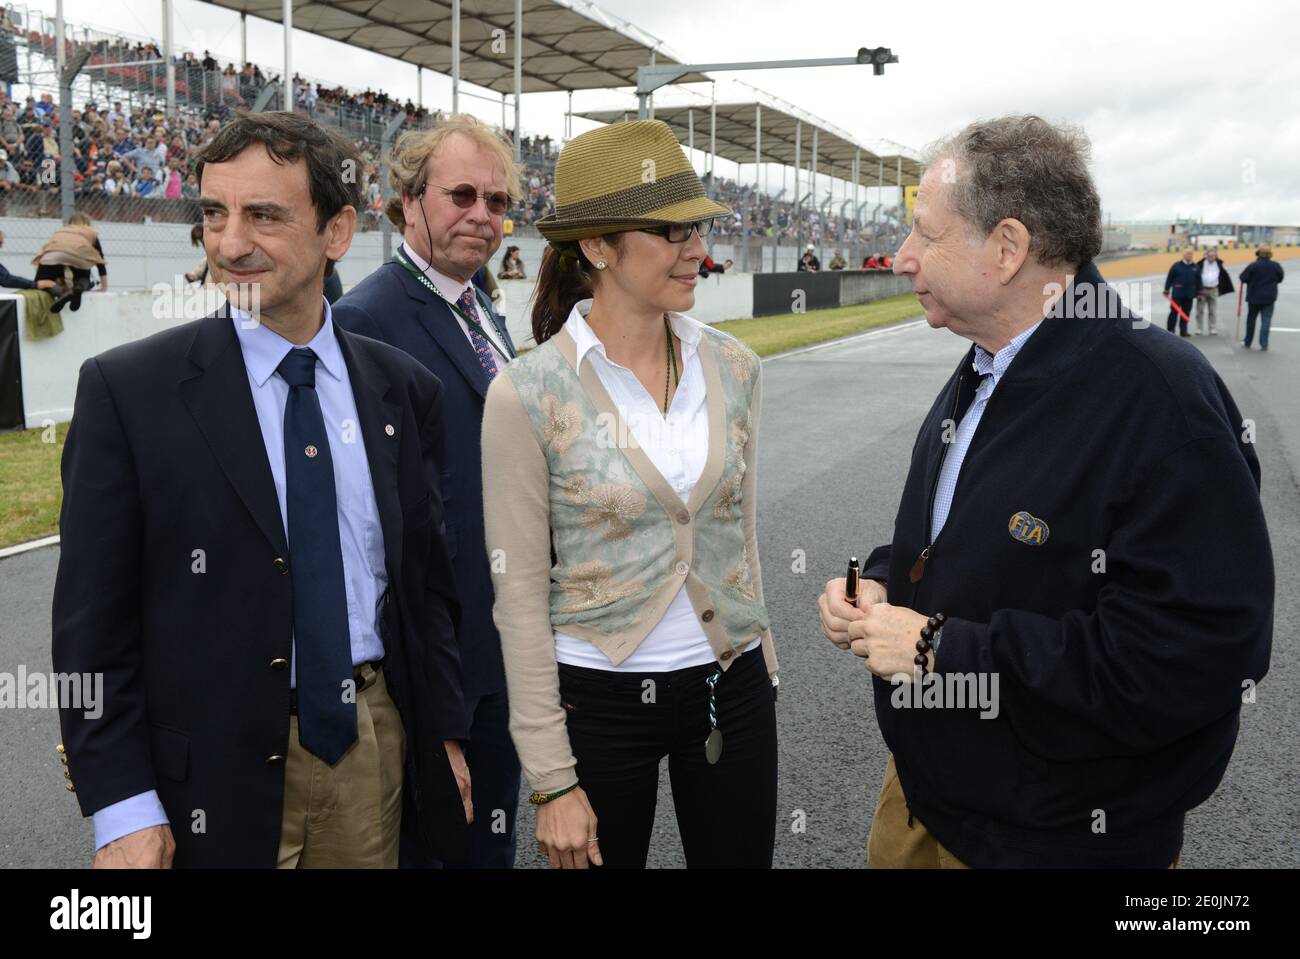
[909, 546, 931, 584]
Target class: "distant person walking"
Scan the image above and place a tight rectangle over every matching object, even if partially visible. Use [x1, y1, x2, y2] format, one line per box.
[1194, 247, 1233, 336]
[1239, 246, 1285, 351]
[1162, 248, 1197, 337]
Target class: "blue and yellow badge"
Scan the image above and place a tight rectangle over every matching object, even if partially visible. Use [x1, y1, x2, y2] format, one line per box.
[1008, 511, 1050, 546]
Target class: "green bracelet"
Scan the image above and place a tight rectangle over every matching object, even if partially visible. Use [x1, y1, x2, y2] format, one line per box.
[528, 783, 578, 805]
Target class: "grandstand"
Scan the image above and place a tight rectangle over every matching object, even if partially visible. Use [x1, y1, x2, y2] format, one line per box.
[0, 0, 921, 285]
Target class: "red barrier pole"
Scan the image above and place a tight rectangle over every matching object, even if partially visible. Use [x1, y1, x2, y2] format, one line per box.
[1164, 293, 1191, 324]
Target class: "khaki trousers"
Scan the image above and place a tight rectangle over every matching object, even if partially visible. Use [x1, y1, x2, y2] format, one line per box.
[277, 664, 406, 869]
[1196, 288, 1219, 334]
[867, 754, 970, 868]
[866, 754, 1180, 869]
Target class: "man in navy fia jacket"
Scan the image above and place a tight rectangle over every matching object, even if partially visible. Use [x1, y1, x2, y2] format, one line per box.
[817, 116, 1273, 869]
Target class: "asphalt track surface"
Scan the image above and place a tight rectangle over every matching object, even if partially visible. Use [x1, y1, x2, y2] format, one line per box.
[2, 269, 1296, 868]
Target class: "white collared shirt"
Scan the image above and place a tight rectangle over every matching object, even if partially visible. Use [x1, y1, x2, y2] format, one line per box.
[229, 298, 389, 678]
[552, 298, 759, 671]
[399, 241, 510, 364]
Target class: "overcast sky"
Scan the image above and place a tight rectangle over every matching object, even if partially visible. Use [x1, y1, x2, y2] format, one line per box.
[26, 0, 1300, 223]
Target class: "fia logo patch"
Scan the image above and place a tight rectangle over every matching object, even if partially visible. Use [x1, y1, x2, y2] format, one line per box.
[1008, 510, 1049, 546]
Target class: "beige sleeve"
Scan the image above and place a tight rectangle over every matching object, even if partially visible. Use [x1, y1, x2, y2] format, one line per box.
[742, 363, 779, 677]
[481, 371, 579, 794]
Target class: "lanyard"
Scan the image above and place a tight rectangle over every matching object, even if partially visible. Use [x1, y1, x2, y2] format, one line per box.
[394, 247, 515, 360]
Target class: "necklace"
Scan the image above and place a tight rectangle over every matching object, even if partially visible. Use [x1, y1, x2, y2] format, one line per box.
[662, 316, 680, 415]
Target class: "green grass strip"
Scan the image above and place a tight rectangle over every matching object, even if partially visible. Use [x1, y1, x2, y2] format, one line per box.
[715, 294, 924, 356]
[0, 421, 67, 549]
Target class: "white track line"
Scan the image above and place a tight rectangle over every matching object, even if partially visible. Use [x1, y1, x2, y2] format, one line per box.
[764, 317, 928, 362]
[0, 534, 60, 560]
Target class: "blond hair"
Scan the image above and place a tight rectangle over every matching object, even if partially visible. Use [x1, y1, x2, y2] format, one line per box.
[385, 114, 522, 230]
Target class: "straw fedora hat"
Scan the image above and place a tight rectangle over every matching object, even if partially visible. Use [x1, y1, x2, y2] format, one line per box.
[536, 119, 731, 242]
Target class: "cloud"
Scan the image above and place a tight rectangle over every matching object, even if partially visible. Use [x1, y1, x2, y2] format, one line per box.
[595, 0, 1300, 223]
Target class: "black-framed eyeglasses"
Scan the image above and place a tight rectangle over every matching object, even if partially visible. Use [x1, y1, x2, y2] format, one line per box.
[637, 218, 714, 243]
[428, 182, 512, 216]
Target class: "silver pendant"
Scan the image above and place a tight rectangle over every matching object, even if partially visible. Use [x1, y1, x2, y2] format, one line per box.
[705, 728, 723, 765]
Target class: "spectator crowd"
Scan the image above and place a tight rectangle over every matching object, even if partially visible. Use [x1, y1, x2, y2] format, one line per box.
[0, 9, 903, 251]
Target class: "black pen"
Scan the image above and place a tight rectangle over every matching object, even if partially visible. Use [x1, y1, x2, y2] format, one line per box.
[845, 556, 860, 606]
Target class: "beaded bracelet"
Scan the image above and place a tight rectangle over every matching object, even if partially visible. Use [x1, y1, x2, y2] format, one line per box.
[915, 612, 946, 675]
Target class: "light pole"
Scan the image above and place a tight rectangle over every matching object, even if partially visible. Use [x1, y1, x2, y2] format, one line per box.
[634, 48, 898, 119]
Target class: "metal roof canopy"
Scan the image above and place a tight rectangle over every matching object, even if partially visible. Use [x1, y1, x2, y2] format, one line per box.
[575, 101, 920, 188]
[197, 0, 711, 93]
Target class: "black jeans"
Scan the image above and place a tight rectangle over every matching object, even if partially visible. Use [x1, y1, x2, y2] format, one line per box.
[558, 646, 778, 868]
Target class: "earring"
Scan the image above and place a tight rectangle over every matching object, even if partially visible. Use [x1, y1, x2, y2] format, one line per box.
[595, 260, 606, 270]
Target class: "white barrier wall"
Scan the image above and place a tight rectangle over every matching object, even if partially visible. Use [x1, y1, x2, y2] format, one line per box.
[12, 270, 759, 427]
[11, 292, 226, 427]
[682, 272, 755, 325]
[0, 217, 890, 291]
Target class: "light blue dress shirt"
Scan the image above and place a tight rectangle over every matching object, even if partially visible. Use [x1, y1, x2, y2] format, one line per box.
[92, 298, 390, 850]
[930, 320, 1044, 542]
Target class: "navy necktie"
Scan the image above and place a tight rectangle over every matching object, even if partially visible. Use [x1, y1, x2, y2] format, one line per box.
[277, 347, 356, 765]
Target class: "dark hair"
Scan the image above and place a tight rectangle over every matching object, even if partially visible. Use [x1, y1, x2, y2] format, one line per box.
[193, 110, 361, 276]
[531, 235, 622, 345]
[190, 223, 203, 246]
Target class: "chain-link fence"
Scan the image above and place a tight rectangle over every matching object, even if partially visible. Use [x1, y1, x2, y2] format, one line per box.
[0, 2, 454, 281]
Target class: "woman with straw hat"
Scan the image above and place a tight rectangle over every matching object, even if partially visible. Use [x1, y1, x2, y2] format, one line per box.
[482, 119, 779, 869]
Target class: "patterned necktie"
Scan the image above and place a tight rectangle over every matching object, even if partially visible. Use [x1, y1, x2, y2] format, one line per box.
[276, 347, 357, 766]
[456, 286, 499, 380]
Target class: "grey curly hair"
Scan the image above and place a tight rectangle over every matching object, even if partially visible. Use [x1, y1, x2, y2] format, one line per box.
[924, 115, 1102, 268]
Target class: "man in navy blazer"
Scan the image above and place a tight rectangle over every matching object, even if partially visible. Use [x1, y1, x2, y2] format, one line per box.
[52, 112, 472, 868]
[333, 114, 522, 867]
